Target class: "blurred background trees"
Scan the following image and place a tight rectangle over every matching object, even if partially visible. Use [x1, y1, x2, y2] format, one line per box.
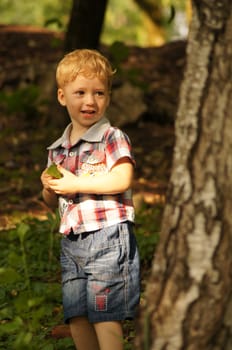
[0, 0, 189, 128]
[0, 0, 188, 47]
[64, 0, 109, 51]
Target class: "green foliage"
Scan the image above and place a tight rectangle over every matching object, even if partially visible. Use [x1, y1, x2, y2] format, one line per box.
[102, 0, 149, 46]
[0, 0, 187, 46]
[103, 0, 187, 45]
[0, 85, 44, 119]
[135, 204, 161, 265]
[44, 18, 63, 30]
[0, 0, 72, 31]
[0, 211, 74, 350]
[158, 0, 185, 9]
[0, 205, 161, 349]
[109, 41, 130, 66]
[108, 41, 148, 90]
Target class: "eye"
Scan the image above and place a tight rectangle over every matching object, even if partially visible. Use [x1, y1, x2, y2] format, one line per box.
[74, 90, 85, 96]
[95, 90, 105, 96]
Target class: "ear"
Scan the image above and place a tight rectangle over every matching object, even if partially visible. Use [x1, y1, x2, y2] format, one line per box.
[57, 88, 66, 106]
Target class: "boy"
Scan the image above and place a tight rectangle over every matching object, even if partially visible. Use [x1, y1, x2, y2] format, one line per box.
[41, 49, 140, 350]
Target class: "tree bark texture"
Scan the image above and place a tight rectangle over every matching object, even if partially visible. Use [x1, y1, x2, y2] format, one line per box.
[137, 1, 232, 349]
[64, 0, 108, 51]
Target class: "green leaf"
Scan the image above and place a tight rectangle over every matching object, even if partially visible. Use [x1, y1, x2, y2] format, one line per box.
[0, 316, 23, 334]
[17, 223, 30, 242]
[46, 163, 63, 179]
[109, 41, 129, 65]
[8, 251, 23, 267]
[0, 267, 21, 283]
[42, 344, 54, 350]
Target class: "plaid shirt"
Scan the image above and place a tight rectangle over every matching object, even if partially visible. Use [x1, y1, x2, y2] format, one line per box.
[47, 117, 135, 235]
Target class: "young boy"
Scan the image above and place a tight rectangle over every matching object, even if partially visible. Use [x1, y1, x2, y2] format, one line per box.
[41, 49, 140, 350]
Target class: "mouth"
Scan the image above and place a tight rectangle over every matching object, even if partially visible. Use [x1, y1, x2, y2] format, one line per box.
[81, 110, 96, 117]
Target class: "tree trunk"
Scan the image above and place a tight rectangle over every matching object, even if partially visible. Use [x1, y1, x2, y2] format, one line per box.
[136, 0, 232, 349]
[64, 0, 108, 51]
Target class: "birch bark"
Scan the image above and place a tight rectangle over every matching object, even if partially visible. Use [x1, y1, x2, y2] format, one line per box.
[137, 1, 232, 349]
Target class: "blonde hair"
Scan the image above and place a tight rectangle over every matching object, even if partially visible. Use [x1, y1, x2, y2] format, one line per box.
[56, 49, 115, 90]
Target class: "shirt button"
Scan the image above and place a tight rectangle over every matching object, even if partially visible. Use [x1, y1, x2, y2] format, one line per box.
[69, 151, 74, 157]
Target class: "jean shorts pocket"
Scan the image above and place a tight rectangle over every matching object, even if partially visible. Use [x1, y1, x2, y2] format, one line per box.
[90, 243, 124, 281]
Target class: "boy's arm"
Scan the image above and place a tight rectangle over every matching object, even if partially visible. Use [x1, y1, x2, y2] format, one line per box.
[41, 169, 58, 208]
[48, 157, 133, 196]
[42, 188, 58, 208]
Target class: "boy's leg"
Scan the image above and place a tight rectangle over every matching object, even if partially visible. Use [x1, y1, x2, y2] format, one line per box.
[94, 321, 123, 350]
[70, 316, 100, 350]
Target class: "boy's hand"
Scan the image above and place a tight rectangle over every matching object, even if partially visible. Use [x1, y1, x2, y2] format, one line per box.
[46, 162, 63, 179]
[48, 166, 78, 195]
[41, 169, 55, 191]
[41, 168, 58, 208]
[46, 157, 133, 196]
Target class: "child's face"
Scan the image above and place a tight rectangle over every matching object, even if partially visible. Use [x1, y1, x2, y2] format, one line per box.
[57, 74, 110, 130]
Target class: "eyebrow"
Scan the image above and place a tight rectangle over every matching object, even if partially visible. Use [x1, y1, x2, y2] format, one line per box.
[74, 86, 107, 90]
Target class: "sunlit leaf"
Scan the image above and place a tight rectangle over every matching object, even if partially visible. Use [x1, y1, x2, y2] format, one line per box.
[27, 296, 44, 308]
[17, 222, 30, 242]
[46, 163, 63, 179]
[0, 316, 23, 334]
[14, 331, 33, 347]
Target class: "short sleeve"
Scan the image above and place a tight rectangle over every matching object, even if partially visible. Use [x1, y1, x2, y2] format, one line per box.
[104, 127, 135, 170]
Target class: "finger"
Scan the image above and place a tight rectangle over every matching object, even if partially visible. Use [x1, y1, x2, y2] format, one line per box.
[57, 165, 71, 176]
[57, 164, 65, 172]
[48, 178, 61, 185]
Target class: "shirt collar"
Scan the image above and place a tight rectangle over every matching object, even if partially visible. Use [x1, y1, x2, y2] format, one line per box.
[47, 117, 111, 150]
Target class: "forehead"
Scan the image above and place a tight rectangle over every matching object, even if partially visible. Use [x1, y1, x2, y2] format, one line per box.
[66, 74, 108, 89]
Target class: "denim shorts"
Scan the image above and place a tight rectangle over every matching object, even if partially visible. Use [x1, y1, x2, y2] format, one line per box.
[60, 221, 140, 323]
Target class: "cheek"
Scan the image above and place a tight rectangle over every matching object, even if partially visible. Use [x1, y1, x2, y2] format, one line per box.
[66, 103, 77, 114]
[65, 98, 79, 109]
[101, 97, 110, 110]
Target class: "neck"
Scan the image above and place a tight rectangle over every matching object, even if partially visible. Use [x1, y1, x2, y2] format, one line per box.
[69, 124, 88, 145]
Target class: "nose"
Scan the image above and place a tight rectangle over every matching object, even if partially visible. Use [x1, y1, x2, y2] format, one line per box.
[85, 93, 95, 105]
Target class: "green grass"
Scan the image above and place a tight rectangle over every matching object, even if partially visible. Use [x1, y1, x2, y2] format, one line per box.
[0, 212, 73, 349]
[0, 206, 161, 349]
